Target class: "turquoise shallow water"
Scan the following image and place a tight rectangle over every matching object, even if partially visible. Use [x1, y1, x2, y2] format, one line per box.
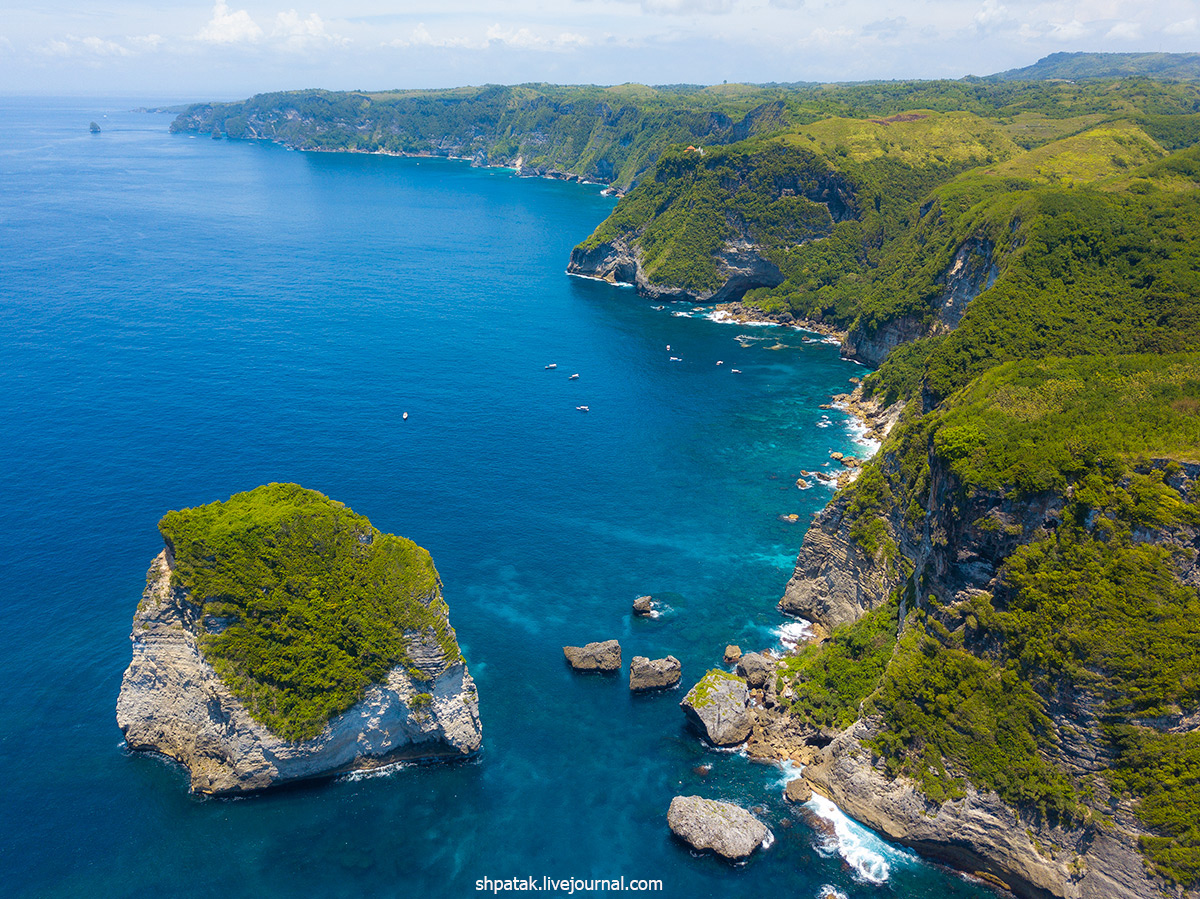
[0, 98, 997, 899]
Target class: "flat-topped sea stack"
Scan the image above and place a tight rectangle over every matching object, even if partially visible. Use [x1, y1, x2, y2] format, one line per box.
[116, 483, 482, 794]
[667, 796, 771, 861]
[563, 640, 621, 672]
[629, 655, 681, 692]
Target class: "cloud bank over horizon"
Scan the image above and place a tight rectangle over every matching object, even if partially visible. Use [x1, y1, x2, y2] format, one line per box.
[2, 0, 1198, 99]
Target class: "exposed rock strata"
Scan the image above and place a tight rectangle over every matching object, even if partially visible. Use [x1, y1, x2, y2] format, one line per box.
[629, 655, 682, 692]
[774, 459, 1200, 895]
[563, 640, 622, 672]
[680, 670, 751, 745]
[566, 237, 783, 304]
[667, 796, 770, 860]
[804, 720, 1160, 899]
[117, 551, 481, 795]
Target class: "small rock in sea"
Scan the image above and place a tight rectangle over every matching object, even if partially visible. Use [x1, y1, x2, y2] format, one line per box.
[694, 764, 712, 777]
[784, 777, 813, 804]
[563, 640, 621, 672]
[681, 670, 751, 746]
[629, 655, 682, 692]
[830, 451, 844, 461]
[737, 652, 775, 689]
[819, 404, 832, 409]
[849, 376, 861, 384]
[795, 478, 811, 490]
[778, 513, 801, 523]
[632, 595, 654, 616]
[779, 818, 793, 829]
[723, 645, 742, 665]
[667, 796, 771, 861]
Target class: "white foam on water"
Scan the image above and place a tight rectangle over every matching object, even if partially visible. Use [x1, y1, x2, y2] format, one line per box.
[807, 794, 917, 885]
[761, 829, 776, 850]
[773, 758, 805, 785]
[773, 618, 814, 652]
[340, 760, 413, 782]
[816, 419, 832, 428]
[817, 887, 848, 899]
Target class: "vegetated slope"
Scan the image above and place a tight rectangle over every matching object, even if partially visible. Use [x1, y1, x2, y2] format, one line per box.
[169, 71, 1200, 191]
[786, 354, 1200, 889]
[561, 71, 1200, 893]
[992, 52, 1200, 83]
[159, 482, 460, 740]
[763, 113, 1200, 892]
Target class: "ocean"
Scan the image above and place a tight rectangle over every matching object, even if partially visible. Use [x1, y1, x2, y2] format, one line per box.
[0, 97, 996, 899]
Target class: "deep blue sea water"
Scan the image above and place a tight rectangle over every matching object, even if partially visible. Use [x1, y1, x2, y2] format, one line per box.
[0, 98, 997, 899]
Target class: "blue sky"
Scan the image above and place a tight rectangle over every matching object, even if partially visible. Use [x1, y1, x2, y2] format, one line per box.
[1, 0, 1197, 99]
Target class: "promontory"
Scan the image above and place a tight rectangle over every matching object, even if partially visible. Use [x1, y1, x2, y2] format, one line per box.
[116, 483, 481, 794]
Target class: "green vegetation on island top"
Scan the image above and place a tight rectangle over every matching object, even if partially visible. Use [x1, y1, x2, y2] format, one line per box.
[159, 483, 460, 741]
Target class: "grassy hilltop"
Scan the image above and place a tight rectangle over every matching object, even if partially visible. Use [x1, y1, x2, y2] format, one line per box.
[160, 483, 459, 741]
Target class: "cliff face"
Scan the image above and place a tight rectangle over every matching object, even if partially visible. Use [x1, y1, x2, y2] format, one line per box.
[117, 551, 481, 794]
[844, 234, 1003, 368]
[805, 721, 1158, 899]
[567, 236, 784, 303]
[776, 419, 1199, 897]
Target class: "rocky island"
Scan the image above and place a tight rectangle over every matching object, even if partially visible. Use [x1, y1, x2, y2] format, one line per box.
[116, 483, 481, 794]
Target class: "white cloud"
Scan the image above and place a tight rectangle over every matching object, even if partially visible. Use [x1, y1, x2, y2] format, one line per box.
[128, 33, 164, 49]
[387, 23, 483, 49]
[272, 10, 347, 50]
[486, 24, 590, 49]
[974, 0, 1012, 31]
[641, 0, 735, 12]
[386, 22, 590, 52]
[1105, 20, 1141, 40]
[197, 1, 263, 44]
[862, 16, 907, 39]
[37, 34, 132, 58]
[1164, 17, 1197, 35]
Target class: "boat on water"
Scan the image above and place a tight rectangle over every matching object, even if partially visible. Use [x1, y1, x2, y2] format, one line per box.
[569, 373, 579, 380]
[402, 412, 409, 420]
[576, 405, 589, 412]
[545, 363, 557, 370]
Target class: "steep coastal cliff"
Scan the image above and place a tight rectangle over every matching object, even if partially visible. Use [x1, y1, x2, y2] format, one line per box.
[769, 355, 1200, 898]
[116, 484, 481, 794]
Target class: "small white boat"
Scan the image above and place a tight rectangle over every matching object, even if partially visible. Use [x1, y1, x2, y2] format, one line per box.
[666, 345, 671, 351]
[576, 405, 589, 412]
[731, 369, 742, 373]
[669, 356, 681, 362]
[569, 373, 579, 380]
[402, 412, 409, 420]
[545, 363, 557, 370]
[716, 360, 724, 365]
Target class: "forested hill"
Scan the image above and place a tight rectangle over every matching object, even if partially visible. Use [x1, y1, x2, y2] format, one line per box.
[992, 51, 1200, 82]
[170, 53, 1200, 190]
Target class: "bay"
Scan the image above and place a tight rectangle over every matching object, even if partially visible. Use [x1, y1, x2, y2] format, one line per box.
[0, 97, 994, 899]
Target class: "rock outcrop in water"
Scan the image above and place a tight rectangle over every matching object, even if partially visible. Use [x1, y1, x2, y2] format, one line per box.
[680, 669, 751, 745]
[118, 551, 482, 794]
[116, 485, 481, 794]
[629, 655, 681, 692]
[667, 796, 771, 860]
[563, 640, 622, 672]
